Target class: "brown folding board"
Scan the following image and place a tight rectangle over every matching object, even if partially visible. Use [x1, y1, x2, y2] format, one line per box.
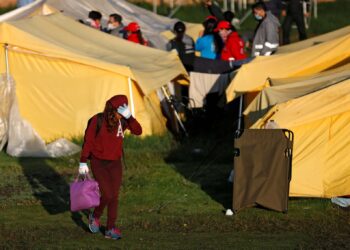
[233, 129, 293, 213]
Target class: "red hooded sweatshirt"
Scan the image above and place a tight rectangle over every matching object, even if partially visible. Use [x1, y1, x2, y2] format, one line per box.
[80, 95, 142, 162]
[127, 33, 148, 46]
[221, 31, 247, 61]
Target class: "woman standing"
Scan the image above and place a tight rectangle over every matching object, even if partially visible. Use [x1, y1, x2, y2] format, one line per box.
[79, 95, 142, 240]
[195, 17, 222, 59]
[124, 22, 149, 46]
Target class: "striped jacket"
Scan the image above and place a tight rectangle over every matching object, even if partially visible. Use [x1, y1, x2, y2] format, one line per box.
[252, 11, 280, 56]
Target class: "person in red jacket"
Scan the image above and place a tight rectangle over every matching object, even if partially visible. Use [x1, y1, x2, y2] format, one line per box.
[124, 22, 149, 46]
[215, 20, 247, 61]
[79, 95, 142, 240]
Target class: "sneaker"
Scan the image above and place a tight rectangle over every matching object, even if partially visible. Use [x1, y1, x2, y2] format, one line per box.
[88, 213, 100, 233]
[105, 228, 122, 240]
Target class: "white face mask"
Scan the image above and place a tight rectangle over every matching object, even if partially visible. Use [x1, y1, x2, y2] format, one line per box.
[107, 23, 116, 30]
[254, 14, 263, 21]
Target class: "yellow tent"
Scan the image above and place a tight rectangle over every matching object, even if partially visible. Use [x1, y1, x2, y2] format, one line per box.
[252, 79, 350, 198]
[0, 13, 186, 140]
[226, 32, 350, 102]
[277, 25, 350, 54]
[244, 64, 350, 124]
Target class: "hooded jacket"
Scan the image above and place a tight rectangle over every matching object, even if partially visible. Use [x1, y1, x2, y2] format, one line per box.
[126, 33, 148, 46]
[80, 95, 142, 162]
[252, 11, 280, 56]
[221, 31, 247, 61]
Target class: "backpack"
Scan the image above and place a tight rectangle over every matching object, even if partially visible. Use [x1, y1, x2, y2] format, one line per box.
[87, 112, 104, 137]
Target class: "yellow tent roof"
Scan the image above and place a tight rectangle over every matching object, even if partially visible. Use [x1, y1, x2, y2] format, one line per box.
[225, 32, 350, 102]
[252, 79, 350, 197]
[244, 64, 350, 123]
[277, 25, 350, 54]
[0, 13, 186, 95]
[0, 13, 187, 140]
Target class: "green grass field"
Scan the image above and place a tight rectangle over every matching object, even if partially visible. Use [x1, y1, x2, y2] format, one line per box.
[0, 114, 349, 249]
[134, 0, 350, 42]
[1, 1, 350, 249]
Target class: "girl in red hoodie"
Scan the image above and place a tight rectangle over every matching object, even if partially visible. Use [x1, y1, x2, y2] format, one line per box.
[215, 20, 247, 61]
[79, 95, 142, 240]
[124, 22, 149, 46]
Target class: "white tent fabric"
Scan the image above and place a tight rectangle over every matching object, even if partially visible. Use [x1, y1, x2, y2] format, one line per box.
[331, 197, 350, 208]
[0, 0, 46, 22]
[0, 74, 80, 157]
[46, 0, 176, 50]
[0, 0, 182, 50]
[0, 74, 14, 151]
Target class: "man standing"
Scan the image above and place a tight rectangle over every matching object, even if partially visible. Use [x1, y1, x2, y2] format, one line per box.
[167, 21, 195, 72]
[282, 0, 309, 44]
[105, 13, 125, 38]
[251, 1, 280, 56]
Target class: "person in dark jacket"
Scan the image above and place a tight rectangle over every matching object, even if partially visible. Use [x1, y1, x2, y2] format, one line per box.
[282, 0, 309, 44]
[166, 21, 195, 72]
[79, 95, 142, 240]
[263, 0, 283, 19]
[204, 0, 240, 30]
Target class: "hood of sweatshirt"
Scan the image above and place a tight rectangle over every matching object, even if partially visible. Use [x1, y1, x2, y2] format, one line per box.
[106, 95, 128, 110]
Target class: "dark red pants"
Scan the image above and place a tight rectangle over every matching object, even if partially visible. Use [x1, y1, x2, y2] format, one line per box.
[91, 156, 122, 230]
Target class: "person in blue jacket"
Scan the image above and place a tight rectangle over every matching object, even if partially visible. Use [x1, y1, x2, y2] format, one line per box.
[195, 17, 222, 59]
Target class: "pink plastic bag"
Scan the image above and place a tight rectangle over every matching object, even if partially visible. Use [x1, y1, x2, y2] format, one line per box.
[70, 174, 100, 212]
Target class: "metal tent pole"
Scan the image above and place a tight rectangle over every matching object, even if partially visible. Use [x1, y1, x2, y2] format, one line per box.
[128, 77, 135, 118]
[161, 86, 188, 136]
[237, 94, 244, 130]
[4, 44, 10, 82]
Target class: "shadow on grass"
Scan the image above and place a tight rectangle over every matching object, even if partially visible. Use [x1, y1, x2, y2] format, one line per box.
[165, 97, 241, 210]
[18, 158, 90, 232]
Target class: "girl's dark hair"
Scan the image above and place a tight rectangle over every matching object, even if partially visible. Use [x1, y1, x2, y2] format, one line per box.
[202, 18, 217, 36]
[88, 10, 102, 21]
[104, 102, 119, 132]
[202, 19, 223, 54]
[214, 32, 224, 54]
[135, 30, 146, 45]
[252, 1, 267, 11]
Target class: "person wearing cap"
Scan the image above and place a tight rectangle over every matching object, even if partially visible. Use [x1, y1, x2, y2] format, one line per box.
[124, 22, 148, 46]
[79, 95, 142, 240]
[251, 1, 280, 56]
[104, 13, 125, 38]
[216, 20, 247, 61]
[195, 17, 222, 60]
[166, 21, 195, 72]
